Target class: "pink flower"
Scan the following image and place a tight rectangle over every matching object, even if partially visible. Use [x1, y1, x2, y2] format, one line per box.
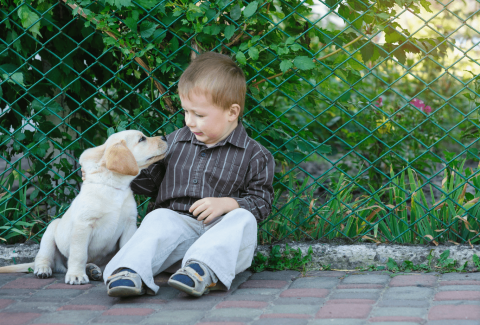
[410, 98, 425, 109]
[375, 97, 383, 107]
[423, 105, 432, 114]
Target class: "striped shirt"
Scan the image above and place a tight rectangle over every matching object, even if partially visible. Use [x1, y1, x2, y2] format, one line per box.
[130, 123, 275, 222]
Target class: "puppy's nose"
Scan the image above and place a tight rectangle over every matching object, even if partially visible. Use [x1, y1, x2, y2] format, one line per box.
[160, 136, 167, 142]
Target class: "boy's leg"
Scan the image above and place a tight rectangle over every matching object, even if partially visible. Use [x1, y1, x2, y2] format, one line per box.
[103, 208, 200, 294]
[179, 208, 257, 291]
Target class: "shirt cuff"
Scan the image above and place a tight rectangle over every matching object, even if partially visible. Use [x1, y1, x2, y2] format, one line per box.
[232, 197, 250, 212]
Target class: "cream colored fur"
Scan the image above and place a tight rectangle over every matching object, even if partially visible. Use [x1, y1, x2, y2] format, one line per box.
[0, 130, 167, 285]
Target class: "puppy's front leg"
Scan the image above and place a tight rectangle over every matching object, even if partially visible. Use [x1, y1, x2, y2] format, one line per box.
[65, 224, 91, 285]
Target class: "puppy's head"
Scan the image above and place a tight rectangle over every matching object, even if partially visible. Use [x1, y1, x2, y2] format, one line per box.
[80, 130, 168, 176]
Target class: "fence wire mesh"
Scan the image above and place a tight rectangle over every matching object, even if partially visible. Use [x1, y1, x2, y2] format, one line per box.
[1, 0, 480, 245]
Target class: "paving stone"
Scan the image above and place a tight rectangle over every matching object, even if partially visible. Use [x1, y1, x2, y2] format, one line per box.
[113, 297, 167, 305]
[280, 288, 329, 298]
[206, 308, 264, 320]
[239, 280, 288, 289]
[377, 300, 430, 307]
[25, 289, 84, 302]
[326, 299, 375, 305]
[434, 291, 480, 301]
[432, 297, 480, 306]
[439, 281, 480, 286]
[389, 275, 437, 287]
[303, 271, 346, 277]
[142, 310, 206, 324]
[425, 321, 480, 325]
[224, 295, 274, 302]
[438, 285, 480, 291]
[3, 301, 62, 313]
[251, 319, 308, 325]
[68, 295, 120, 307]
[154, 287, 181, 300]
[371, 307, 428, 317]
[216, 301, 268, 309]
[428, 305, 480, 320]
[368, 316, 424, 323]
[368, 323, 420, 325]
[329, 290, 380, 300]
[383, 287, 434, 300]
[0, 274, 28, 288]
[46, 283, 94, 290]
[0, 312, 41, 325]
[91, 315, 149, 323]
[337, 284, 384, 289]
[440, 273, 480, 281]
[316, 303, 372, 319]
[30, 310, 103, 324]
[1, 277, 55, 289]
[58, 305, 108, 311]
[249, 271, 300, 281]
[231, 288, 281, 296]
[260, 314, 311, 319]
[102, 308, 154, 316]
[0, 289, 34, 299]
[290, 278, 339, 289]
[162, 298, 220, 310]
[274, 297, 325, 305]
[197, 323, 245, 325]
[309, 319, 366, 325]
[0, 299, 13, 310]
[266, 304, 319, 315]
[341, 275, 390, 284]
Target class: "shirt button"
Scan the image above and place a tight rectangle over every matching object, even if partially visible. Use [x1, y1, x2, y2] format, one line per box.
[201, 152, 206, 157]
[193, 179, 198, 184]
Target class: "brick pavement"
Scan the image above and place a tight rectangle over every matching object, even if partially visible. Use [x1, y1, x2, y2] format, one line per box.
[1, 270, 480, 324]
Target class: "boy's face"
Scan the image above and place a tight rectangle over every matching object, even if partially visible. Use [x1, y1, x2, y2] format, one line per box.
[180, 91, 239, 146]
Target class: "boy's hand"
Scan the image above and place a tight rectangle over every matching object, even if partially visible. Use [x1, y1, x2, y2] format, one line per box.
[190, 197, 239, 224]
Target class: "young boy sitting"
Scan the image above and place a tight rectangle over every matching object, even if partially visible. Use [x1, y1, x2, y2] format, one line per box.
[103, 52, 275, 297]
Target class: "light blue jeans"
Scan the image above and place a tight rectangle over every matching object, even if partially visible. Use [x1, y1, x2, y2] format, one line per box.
[103, 208, 258, 293]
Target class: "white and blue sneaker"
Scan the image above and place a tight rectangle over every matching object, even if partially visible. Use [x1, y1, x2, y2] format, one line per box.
[168, 262, 216, 297]
[107, 268, 145, 297]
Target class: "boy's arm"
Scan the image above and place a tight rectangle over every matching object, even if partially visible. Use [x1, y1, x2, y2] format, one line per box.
[232, 154, 275, 222]
[130, 160, 165, 197]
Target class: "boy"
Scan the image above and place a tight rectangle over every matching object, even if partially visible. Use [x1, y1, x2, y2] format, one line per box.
[103, 52, 275, 297]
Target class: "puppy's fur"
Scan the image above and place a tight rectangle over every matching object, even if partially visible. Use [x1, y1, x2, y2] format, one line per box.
[0, 131, 167, 284]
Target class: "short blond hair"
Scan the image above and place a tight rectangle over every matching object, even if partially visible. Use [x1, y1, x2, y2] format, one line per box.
[178, 52, 246, 117]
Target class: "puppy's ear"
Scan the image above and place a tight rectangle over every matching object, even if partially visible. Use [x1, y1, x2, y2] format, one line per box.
[104, 140, 139, 176]
[79, 144, 106, 166]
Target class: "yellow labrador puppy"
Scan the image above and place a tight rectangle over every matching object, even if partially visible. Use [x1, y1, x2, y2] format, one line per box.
[0, 130, 167, 285]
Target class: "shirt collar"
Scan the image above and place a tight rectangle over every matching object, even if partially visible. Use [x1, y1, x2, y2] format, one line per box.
[175, 123, 248, 149]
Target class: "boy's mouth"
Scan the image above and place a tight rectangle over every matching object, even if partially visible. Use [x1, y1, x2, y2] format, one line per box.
[192, 132, 203, 136]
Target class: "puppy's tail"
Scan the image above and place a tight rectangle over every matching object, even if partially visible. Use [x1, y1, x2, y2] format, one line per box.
[0, 262, 35, 273]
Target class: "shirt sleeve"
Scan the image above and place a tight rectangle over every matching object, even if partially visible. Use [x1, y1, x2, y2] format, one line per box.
[232, 152, 275, 222]
[130, 160, 166, 197]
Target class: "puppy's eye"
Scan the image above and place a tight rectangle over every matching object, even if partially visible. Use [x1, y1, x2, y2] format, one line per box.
[139, 136, 146, 143]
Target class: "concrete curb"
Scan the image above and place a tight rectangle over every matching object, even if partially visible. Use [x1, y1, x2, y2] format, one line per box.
[2, 242, 480, 270]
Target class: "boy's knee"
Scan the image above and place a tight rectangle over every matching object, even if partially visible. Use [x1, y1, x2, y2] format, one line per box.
[226, 208, 257, 227]
[142, 208, 175, 226]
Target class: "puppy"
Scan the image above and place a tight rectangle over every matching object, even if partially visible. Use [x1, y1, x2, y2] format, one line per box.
[0, 130, 167, 284]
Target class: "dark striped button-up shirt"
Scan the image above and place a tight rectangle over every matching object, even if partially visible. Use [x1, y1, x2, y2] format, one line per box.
[130, 123, 275, 222]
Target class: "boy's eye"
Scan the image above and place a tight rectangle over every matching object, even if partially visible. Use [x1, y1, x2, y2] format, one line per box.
[139, 136, 146, 143]
[195, 114, 203, 117]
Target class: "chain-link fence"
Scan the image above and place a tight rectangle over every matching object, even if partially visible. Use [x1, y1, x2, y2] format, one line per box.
[1, 0, 479, 245]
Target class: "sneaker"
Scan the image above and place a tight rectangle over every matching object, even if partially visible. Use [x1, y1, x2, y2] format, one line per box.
[167, 262, 216, 297]
[106, 268, 145, 297]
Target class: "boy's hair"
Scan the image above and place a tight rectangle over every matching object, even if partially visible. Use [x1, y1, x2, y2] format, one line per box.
[178, 52, 246, 117]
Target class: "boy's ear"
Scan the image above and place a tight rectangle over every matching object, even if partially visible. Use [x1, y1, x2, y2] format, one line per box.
[228, 104, 241, 121]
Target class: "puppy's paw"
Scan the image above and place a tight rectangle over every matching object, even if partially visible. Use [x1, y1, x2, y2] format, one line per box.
[86, 263, 102, 281]
[34, 265, 52, 279]
[65, 271, 90, 285]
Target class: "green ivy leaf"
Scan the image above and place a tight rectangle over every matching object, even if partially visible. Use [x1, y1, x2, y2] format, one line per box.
[360, 42, 374, 63]
[124, 17, 137, 33]
[224, 25, 235, 40]
[230, 4, 241, 20]
[243, 1, 258, 18]
[325, 0, 339, 9]
[294, 56, 315, 70]
[248, 47, 259, 60]
[140, 21, 158, 38]
[236, 51, 247, 65]
[17, 6, 42, 39]
[280, 60, 293, 73]
[106, 0, 132, 9]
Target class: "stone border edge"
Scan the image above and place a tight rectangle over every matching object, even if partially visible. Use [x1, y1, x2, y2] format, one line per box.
[1, 242, 480, 270]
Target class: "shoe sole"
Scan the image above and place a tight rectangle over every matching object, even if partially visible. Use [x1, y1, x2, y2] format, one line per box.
[107, 285, 145, 297]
